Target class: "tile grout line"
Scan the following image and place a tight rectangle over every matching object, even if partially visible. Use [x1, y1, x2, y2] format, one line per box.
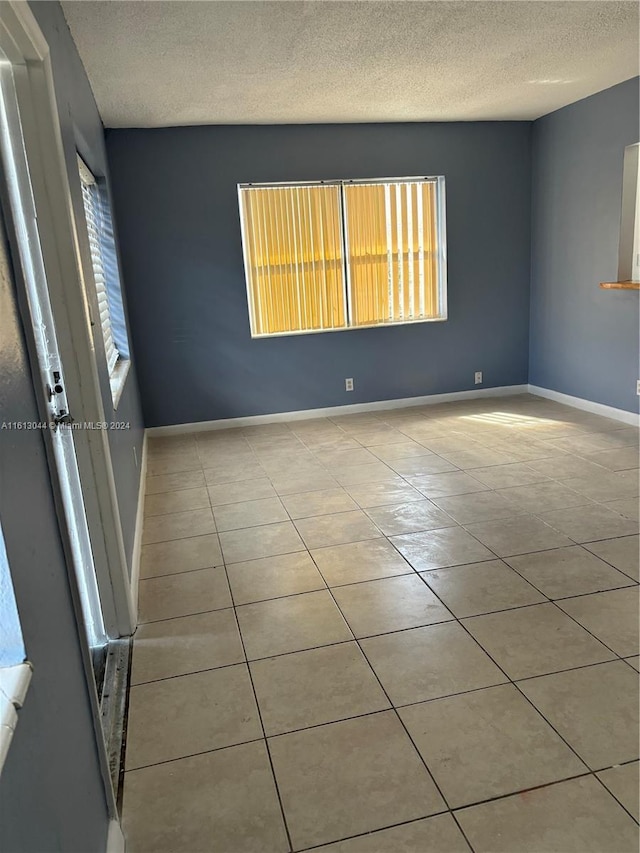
[496, 555, 639, 662]
[135, 404, 638, 850]
[139, 433, 638, 679]
[122, 703, 639, 806]
[128, 638, 631, 692]
[400, 547, 630, 784]
[265, 437, 490, 849]
[304, 526, 623, 849]
[591, 766, 640, 827]
[449, 611, 610, 779]
[323, 543, 610, 807]
[139, 528, 638, 585]
[222, 556, 295, 853]
[252, 455, 475, 850]
[138, 459, 638, 684]
[138, 568, 635, 624]
[305, 550, 475, 851]
[387, 576, 613, 788]
[145, 421, 637, 553]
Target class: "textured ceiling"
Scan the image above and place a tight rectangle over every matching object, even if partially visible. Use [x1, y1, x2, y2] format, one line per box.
[61, 1, 639, 128]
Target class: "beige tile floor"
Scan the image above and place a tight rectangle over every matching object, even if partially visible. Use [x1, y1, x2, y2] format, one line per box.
[123, 394, 640, 853]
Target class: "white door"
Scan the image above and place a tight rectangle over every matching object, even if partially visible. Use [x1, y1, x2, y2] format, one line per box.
[0, 49, 106, 663]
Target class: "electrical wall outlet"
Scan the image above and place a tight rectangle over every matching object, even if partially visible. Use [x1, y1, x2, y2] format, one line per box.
[345, 378, 354, 392]
[636, 379, 640, 396]
[475, 371, 483, 385]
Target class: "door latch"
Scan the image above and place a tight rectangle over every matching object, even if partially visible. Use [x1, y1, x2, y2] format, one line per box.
[47, 371, 65, 401]
[52, 410, 74, 428]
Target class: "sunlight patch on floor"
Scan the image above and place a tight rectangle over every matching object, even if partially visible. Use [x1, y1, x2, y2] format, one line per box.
[461, 412, 562, 428]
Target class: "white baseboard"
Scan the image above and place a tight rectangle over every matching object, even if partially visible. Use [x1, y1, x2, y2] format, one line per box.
[528, 385, 640, 427]
[146, 385, 530, 436]
[106, 819, 125, 853]
[129, 432, 147, 621]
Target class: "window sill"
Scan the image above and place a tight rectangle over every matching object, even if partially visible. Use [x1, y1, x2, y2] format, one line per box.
[250, 314, 448, 339]
[0, 662, 32, 776]
[109, 358, 131, 410]
[599, 281, 640, 290]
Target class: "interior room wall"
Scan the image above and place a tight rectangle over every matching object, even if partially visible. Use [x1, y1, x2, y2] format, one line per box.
[106, 121, 532, 427]
[530, 76, 640, 414]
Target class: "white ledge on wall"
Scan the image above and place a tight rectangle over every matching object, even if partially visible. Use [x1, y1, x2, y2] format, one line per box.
[110, 357, 131, 411]
[0, 662, 33, 776]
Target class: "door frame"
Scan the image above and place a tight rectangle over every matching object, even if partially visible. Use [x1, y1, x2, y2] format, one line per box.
[0, 1, 136, 641]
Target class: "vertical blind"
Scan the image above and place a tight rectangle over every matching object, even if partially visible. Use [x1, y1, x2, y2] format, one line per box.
[343, 180, 439, 327]
[79, 158, 118, 373]
[238, 177, 446, 337]
[78, 156, 129, 374]
[240, 184, 347, 335]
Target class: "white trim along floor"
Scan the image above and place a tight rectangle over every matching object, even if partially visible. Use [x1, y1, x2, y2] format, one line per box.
[146, 385, 639, 437]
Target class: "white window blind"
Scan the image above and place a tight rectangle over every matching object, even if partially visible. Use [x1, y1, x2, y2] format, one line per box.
[78, 156, 119, 374]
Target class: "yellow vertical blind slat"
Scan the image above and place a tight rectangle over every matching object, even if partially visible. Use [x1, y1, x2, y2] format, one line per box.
[240, 184, 346, 335]
[423, 181, 438, 318]
[326, 185, 346, 328]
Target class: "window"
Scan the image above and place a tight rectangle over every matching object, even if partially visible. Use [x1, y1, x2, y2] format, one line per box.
[77, 156, 130, 390]
[618, 143, 640, 283]
[0, 515, 31, 778]
[238, 177, 447, 337]
[0, 519, 25, 669]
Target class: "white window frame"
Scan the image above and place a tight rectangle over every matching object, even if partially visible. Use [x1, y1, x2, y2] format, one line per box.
[238, 175, 448, 338]
[618, 143, 640, 283]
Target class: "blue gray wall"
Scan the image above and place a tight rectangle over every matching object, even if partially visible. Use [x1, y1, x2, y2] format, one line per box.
[0, 212, 109, 853]
[530, 77, 640, 414]
[106, 122, 532, 427]
[31, 1, 144, 567]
